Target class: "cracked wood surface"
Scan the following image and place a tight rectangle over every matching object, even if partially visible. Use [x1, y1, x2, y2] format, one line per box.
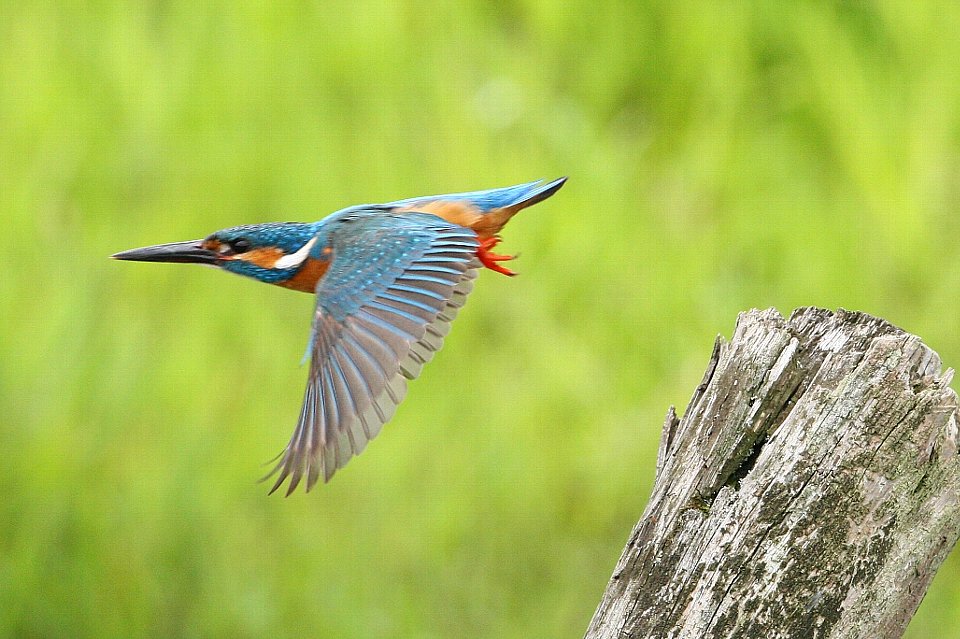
[584, 308, 960, 639]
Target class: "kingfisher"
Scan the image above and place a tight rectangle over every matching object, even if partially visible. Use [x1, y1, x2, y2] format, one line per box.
[113, 177, 566, 494]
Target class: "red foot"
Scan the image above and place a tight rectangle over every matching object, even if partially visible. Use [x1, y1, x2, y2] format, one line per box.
[477, 236, 517, 276]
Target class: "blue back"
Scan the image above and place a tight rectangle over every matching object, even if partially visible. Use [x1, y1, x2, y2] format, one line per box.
[384, 179, 553, 212]
[317, 178, 566, 228]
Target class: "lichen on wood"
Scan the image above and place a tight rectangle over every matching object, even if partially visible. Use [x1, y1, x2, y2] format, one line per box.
[584, 308, 960, 639]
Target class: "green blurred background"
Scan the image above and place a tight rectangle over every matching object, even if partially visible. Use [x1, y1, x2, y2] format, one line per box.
[2, 1, 960, 637]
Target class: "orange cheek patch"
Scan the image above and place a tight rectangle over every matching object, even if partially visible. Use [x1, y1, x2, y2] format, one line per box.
[398, 200, 483, 229]
[236, 247, 285, 268]
[275, 258, 331, 293]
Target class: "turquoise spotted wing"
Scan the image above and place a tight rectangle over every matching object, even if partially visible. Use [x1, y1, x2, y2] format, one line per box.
[265, 212, 479, 494]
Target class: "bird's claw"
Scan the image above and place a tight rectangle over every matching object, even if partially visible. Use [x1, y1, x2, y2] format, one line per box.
[477, 236, 517, 276]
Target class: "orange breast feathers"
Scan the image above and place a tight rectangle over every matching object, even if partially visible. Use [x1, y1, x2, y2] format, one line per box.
[275, 257, 331, 293]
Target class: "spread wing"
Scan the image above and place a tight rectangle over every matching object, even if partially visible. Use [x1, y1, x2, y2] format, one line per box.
[265, 212, 479, 494]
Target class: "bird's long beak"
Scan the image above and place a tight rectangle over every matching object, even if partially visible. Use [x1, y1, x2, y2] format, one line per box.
[111, 240, 218, 264]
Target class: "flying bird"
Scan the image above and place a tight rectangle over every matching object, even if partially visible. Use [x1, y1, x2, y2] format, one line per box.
[113, 178, 567, 494]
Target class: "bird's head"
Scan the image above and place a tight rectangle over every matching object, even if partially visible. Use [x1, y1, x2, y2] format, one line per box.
[113, 222, 327, 289]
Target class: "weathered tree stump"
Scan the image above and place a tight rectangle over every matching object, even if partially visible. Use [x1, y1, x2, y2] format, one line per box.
[584, 308, 960, 639]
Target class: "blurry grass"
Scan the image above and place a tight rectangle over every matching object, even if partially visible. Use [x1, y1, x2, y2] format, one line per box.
[2, 1, 960, 637]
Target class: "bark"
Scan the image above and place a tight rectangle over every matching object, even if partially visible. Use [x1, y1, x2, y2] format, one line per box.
[584, 307, 960, 639]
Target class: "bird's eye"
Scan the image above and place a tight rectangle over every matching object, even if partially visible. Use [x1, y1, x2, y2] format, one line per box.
[231, 238, 252, 253]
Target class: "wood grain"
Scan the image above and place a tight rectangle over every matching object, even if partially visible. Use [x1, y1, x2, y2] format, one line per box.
[584, 308, 960, 639]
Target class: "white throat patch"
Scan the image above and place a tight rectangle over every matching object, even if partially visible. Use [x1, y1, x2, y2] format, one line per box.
[274, 237, 318, 269]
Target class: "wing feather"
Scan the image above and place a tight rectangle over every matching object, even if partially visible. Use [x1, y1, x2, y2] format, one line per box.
[264, 215, 479, 493]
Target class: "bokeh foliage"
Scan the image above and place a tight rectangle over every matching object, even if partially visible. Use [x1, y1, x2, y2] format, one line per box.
[2, 1, 960, 637]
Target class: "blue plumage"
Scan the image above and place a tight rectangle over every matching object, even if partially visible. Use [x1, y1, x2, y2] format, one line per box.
[385, 177, 565, 212]
[112, 178, 567, 493]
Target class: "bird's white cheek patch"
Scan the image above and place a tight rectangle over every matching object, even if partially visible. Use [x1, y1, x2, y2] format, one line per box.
[274, 237, 318, 269]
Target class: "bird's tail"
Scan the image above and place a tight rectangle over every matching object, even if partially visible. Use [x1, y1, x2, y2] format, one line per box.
[474, 176, 567, 235]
